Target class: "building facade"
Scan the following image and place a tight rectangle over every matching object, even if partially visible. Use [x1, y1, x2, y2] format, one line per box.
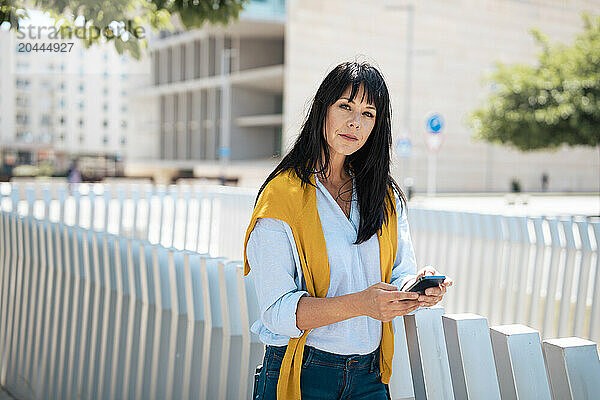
[133, 0, 600, 190]
[134, 0, 285, 184]
[0, 11, 154, 176]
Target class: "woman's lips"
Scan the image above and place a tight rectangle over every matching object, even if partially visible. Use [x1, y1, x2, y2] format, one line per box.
[339, 134, 358, 141]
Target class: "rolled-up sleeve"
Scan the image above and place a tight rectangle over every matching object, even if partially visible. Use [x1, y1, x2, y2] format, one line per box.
[247, 217, 309, 338]
[390, 194, 418, 291]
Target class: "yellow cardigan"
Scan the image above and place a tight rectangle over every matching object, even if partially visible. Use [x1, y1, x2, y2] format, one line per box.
[243, 169, 398, 399]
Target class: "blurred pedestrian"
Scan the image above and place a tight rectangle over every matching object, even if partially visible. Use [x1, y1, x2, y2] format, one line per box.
[541, 172, 549, 192]
[67, 159, 82, 190]
[511, 178, 521, 193]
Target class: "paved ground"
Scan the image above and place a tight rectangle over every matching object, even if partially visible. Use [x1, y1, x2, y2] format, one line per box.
[409, 193, 599, 217]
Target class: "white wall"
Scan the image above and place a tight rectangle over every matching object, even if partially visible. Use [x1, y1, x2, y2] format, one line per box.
[284, 0, 600, 192]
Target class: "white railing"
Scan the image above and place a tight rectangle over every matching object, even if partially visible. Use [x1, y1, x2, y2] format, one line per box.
[1, 211, 600, 399]
[409, 209, 600, 346]
[2, 181, 598, 346]
[0, 182, 256, 261]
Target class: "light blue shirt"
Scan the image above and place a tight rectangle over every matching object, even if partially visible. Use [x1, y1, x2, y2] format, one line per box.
[246, 173, 417, 355]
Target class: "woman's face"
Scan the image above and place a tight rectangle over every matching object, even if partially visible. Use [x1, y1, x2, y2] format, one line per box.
[324, 83, 377, 157]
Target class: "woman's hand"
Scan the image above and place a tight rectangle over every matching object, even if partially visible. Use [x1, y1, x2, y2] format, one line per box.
[359, 282, 421, 322]
[407, 266, 454, 308]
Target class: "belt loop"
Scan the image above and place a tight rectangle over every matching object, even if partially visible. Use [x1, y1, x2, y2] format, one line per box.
[370, 351, 376, 373]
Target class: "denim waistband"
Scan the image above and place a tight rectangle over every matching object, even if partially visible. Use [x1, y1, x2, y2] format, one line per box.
[267, 345, 380, 371]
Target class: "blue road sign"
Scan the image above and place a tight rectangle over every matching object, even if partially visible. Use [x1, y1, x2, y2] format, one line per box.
[395, 138, 412, 158]
[218, 146, 231, 158]
[426, 113, 444, 134]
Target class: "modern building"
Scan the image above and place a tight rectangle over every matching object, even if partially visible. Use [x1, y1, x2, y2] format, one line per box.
[0, 11, 154, 177]
[131, 0, 284, 184]
[139, 0, 599, 191]
[283, 0, 600, 193]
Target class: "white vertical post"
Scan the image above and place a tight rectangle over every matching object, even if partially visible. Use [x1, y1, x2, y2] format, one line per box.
[238, 268, 265, 400]
[204, 257, 226, 400]
[489, 324, 551, 399]
[46, 223, 65, 400]
[513, 216, 531, 325]
[135, 244, 155, 400]
[121, 240, 142, 400]
[74, 229, 94, 398]
[7, 217, 24, 390]
[589, 219, 600, 343]
[573, 218, 592, 338]
[543, 218, 562, 338]
[442, 314, 501, 400]
[55, 226, 75, 399]
[108, 237, 128, 400]
[97, 234, 117, 400]
[390, 315, 415, 400]
[557, 218, 577, 338]
[528, 217, 546, 328]
[22, 218, 40, 394]
[404, 307, 454, 399]
[164, 250, 181, 399]
[14, 217, 32, 397]
[85, 231, 105, 400]
[542, 337, 600, 400]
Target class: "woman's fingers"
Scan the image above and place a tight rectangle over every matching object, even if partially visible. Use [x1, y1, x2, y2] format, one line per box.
[390, 300, 420, 314]
[416, 265, 438, 278]
[418, 294, 443, 307]
[425, 286, 444, 296]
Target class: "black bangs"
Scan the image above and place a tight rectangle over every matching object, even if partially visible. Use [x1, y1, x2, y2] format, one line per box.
[346, 67, 386, 110]
[255, 61, 406, 245]
[322, 62, 387, 112]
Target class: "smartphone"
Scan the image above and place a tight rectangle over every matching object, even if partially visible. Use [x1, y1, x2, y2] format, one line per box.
[404, 275, 446, 295]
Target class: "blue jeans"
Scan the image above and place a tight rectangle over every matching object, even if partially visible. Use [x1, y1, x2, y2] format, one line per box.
[253, 345, 392, 399]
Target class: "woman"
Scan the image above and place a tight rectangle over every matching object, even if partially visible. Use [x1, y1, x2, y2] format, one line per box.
[243, 61, 452, 400]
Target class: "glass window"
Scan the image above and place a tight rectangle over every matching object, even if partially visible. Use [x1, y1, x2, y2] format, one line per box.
[102, 135, 109, 145]
[16, 79, 30, 89]
[103, 120, 108, 128]
[40, 115, 51, 126]
[16, 113, 29, 125]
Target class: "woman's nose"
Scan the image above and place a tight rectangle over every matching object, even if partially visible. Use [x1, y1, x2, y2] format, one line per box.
[348, 114, 360, 129]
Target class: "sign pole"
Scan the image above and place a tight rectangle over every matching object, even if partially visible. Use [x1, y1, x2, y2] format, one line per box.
[427, 152, 437, 197]
[424, 113, 445, 197]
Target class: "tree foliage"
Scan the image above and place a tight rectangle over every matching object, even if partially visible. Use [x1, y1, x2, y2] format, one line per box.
[0, 0, 249, 58]
[469, 13, 600, 151]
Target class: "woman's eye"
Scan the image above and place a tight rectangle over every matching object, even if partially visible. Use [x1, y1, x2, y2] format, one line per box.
[364, 112, 374, 118]
[340, 103, 351, 110]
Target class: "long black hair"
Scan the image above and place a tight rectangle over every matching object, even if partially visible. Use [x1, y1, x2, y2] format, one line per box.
[256, 61, 406, 244]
